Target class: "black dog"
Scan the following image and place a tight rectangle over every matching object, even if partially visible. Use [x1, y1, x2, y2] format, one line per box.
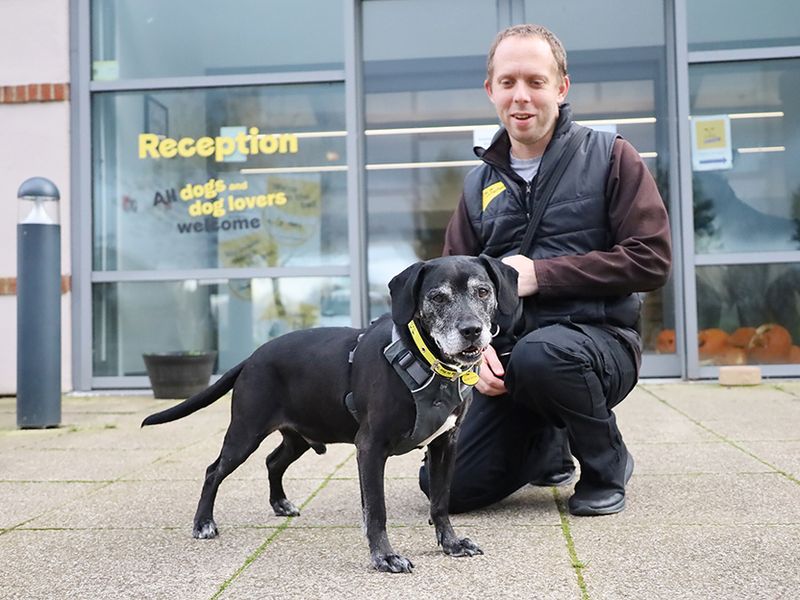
[142, 255, 518, 572]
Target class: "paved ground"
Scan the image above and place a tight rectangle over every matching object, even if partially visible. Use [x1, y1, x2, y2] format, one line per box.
[1, 380, 799, 599]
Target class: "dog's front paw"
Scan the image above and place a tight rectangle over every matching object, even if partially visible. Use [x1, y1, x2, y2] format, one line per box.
[271, 498, 301, 517]
[192, 519, 218, 539]
[443, 537, 483, 557]
[372, 553, 414, 573]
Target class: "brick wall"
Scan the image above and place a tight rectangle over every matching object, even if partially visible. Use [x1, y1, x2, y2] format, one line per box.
[0, 83, 69, 104]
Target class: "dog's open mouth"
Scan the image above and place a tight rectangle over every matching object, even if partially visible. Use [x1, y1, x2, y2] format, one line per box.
[457, 345, 484, 362]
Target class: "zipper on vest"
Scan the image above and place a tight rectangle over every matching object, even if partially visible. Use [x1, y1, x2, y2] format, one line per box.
[525, 181, 532, 218]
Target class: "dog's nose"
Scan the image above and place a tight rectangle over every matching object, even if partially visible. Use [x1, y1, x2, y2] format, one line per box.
[459, 322, 483, 342]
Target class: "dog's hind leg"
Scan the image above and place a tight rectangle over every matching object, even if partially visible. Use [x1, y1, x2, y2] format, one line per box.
[192, 421, 269, 539]
[266, 429, 310, 516]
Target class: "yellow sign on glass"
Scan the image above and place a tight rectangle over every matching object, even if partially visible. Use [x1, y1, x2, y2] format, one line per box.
[694, 119, 727, 150]
[691, 114, 732, 171]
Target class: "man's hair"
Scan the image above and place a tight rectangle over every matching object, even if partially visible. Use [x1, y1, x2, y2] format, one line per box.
[486, 24, 568, 82]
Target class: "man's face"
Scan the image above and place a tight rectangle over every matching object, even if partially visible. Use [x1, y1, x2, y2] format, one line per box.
[485, 36, 569, 159]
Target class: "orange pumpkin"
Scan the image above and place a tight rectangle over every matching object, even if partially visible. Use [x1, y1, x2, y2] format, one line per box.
[698, 328, 730, 360]
[656, 329, 676, 353]
[729, 326, 756, 349]
[713, 345, 747, 366]
[747, 323, 792, 363]
[789, 345, 800, 364]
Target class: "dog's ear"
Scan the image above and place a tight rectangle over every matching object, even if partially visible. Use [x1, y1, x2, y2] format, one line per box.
[478, 254, 520, 315]
[388, 261, 426, 325]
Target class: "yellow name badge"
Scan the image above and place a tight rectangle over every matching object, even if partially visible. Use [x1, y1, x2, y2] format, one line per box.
[482, 181, 506, 211]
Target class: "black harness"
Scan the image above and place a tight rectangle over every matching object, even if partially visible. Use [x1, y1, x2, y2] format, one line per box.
[344, 326, 474, 456]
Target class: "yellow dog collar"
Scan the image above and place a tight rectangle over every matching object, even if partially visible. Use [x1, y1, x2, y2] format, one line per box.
[407, 321, 480, 386]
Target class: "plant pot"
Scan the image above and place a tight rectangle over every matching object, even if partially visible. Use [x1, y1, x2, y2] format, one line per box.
[142, 351, 217, 399]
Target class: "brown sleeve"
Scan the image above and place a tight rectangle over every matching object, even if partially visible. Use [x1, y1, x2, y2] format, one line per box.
[534, 138, 672, 297]
[442, 191, 483, 256]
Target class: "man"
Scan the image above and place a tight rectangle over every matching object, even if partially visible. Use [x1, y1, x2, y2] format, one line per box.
[419, 24, 671, 516]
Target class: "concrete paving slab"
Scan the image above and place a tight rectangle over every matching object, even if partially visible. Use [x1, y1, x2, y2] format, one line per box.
[1, 447, 168, 482]
[2, 385, 799, 600]
[0, 427, 67, 451]
[737, 440, 800, 479]
[772, 380, 800, 397]
[641, 383, 800, 442]
[592, 472, 800, 526]
[628, 440, 772, 475]
[336, 446, 427, 479]
[133, 432, 356, 482]
[291, 476, 563, 529]
[614, 391, 717, 444]
[285, 477, 433, 528]
[27, 477, 324, 531]
[0, 481, 103, 529]
[1, 527, 274, 600]
[219, 525, 578, 600]
[568, 523, 799, 600]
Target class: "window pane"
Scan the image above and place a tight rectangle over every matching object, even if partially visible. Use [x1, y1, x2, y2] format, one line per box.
[696, 264, 800, 365]
[363, 0, 500, 319]
[690, 60, 800, 254]
[688, 0, 800, 52]
[93, 277, 351, 377]
[92, 84, 348, 271]
[91, 0, 343, 80]
[364, 1, 674, 355]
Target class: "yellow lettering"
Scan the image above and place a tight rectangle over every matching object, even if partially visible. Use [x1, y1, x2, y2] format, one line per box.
[138, 134, 160, 158]
[214, 136, 235, 162]
[196, 137, 214, 157]
[159, 138, 178, 158]
[212, 199, 226, 218]
[279, 134, 298, 154]
[180, 184, 194, 201]
[235, 132, 250, 155]
[204, 179, 218, 199]
[189, 200, 203, 216]
[177, 137, 196, 157]
[248, 127, 260, 155]
[259, 134, 278, 154]
[139, 130, 298, 160]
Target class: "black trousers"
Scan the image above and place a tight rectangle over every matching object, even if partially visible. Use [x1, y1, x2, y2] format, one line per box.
[419, 322, 638, 513]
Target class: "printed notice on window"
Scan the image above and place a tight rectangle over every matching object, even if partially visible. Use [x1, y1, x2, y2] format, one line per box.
[691, 115, 732, 171]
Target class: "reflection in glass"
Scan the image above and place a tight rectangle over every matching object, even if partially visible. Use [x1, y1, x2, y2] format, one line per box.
[690, 60, 800, 254]
[90, 0, 343, 80]
[363, 1, 675, 355]
[687, 0, 800, 52]
[696, 264, 800, 365]
[92, 83, 348, 271]
[93, 277, 351, 377]
[362, 0, 498, 319]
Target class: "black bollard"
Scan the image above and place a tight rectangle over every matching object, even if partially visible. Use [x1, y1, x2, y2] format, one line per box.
[17, 177, 61, 429]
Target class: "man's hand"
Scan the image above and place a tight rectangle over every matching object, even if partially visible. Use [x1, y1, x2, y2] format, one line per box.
[476, 345, 508, 396]
[501, 254, 538, 296]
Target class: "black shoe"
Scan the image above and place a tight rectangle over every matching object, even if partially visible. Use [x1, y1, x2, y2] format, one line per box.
[530, 468, 577, 488]
[568, 452, 634, 517]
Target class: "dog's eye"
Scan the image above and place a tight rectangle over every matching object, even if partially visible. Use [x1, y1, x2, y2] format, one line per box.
[430, 291, 448, 304]
[476, 286, 491, 299]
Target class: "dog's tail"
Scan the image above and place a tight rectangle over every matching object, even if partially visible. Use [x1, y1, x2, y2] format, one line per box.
[141, 361, 245, 427]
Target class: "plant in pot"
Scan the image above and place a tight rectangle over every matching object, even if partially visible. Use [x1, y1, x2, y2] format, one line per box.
[143, 350, 217, 399]
[142, 283, 219, 399]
